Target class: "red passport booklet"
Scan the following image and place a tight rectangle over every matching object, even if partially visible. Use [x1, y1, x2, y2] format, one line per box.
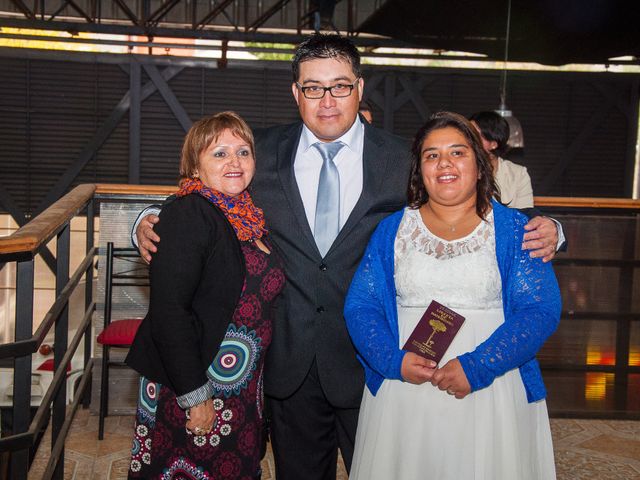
[402, 300, 465, 365]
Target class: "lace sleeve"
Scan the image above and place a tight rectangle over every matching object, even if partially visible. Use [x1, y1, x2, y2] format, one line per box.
[344, 218, 406, 382]
[458, 212, 561, 392]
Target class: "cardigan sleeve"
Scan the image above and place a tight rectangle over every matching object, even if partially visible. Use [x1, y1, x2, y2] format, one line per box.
[344, 219, 406, 383]
[458, 211, 561, 392]
[147, 196, 215, 400]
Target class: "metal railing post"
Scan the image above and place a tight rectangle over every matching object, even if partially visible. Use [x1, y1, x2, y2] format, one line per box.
[52, 225, 70, 480]
[83, 200, 95, 408]
[98, 242, 113, 440]
[9, 257, 34, 479]
[614, 215, 637, 410]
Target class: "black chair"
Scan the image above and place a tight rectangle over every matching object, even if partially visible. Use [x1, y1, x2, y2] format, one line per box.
[97, 242, 148, 440]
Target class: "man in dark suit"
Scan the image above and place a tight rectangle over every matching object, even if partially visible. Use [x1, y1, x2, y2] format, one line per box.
[248, 35, 413, 480]
[134, 34, 561, 480]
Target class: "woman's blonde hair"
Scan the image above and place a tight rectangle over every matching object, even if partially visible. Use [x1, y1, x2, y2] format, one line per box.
[179, 111, 255, 182]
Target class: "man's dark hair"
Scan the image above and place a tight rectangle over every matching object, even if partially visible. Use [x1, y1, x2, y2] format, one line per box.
[469, 111, 511, 158]
[292, 34, 361, 82]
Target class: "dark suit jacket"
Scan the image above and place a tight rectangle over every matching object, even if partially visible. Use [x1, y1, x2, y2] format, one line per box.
[126, 194, 246, 397]
[250, 120, 411, 408]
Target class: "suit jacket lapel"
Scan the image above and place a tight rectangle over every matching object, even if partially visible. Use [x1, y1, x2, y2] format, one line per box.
[329, 124, 389, 254]
[276, 123, 319, 252]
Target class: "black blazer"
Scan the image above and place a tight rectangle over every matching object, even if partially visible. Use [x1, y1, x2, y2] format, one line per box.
[250, 120, 412, 408]
[126, 194, 245, 397]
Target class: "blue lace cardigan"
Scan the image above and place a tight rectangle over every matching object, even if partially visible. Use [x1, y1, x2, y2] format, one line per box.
[344, 199, 561, 403]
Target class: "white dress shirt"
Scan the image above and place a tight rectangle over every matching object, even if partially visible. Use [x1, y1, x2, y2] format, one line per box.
[294, 117, 365, 232]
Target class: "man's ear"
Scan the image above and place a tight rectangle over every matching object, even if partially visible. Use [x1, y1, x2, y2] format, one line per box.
[292, 83, 300, 106]
[357, 77, 364, 102]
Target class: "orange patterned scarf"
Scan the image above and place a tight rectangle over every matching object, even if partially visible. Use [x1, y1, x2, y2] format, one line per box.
[176, 178, 267, 242]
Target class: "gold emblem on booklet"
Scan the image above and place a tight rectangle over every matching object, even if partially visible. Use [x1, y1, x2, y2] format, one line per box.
[402, 300, 465, 365]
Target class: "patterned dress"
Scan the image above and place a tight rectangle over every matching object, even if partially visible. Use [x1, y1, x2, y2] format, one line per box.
[129, 239, 284, 480]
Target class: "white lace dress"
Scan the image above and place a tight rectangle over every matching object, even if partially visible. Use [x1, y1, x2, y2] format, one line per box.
[350, 208, 556, 480]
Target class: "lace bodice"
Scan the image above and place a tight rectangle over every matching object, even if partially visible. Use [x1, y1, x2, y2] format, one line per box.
[345, 202, 561, 400]
[394, 208, 502, 310]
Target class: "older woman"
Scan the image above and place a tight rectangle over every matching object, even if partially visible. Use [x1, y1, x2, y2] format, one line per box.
[345, 112, 560, 479]
[125, 112, 285, 479]
[470, 110, 534, 209]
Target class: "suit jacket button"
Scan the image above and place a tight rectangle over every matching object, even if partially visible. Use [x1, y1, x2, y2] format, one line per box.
[319, 263, 327, 271]
[316, 306, 325, 313]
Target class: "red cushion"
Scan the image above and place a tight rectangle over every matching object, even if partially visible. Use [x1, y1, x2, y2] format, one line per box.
[36, 358, 71, 372]
[97, 319, 142, 346]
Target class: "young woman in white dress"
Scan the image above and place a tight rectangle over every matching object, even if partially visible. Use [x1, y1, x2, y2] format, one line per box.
[344, 112, 561, 480]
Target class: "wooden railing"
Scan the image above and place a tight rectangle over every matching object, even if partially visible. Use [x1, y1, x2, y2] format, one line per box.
[0, 185, 639, 478]
[533, 196, 640, 209]
[0, 185, 96, 480]
[92, 188, 639, 209]
[94, 183, 177, 196]
[0, 183, 177, 479]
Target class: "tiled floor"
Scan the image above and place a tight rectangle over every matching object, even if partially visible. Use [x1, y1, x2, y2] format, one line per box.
[28, 409, 640, 479]
[27, 409, 348, 480]
[552, 419, 640, 480]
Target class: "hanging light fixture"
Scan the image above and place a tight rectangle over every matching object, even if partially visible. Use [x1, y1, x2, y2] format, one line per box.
[495, 0, 524, 148]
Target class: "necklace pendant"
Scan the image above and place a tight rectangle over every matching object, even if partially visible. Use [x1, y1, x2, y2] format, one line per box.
[450, 225, 456, 232]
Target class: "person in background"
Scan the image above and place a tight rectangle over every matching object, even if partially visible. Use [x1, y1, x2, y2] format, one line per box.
[470, 110, 533, 209]
[126, 112, 285, 479]
[132, 35, 562, 480]
[345, 111, 560, 480]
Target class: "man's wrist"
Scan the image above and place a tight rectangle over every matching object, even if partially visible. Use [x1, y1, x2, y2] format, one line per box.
[130, 205, 162, 248]
[546, 216, 566, 252]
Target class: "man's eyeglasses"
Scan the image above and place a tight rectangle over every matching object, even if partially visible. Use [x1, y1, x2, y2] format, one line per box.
[295, 78, 360, 99]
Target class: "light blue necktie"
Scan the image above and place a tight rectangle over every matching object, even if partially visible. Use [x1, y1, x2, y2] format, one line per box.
[313, 141, 344, 257]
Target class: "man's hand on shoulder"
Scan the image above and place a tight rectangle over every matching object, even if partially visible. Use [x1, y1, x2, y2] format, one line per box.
[136, 214, 160, 263]
[522, 216, 558, 263]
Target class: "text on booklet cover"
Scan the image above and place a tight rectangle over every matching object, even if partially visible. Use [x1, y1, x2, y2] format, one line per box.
[402, 300, 465, 364]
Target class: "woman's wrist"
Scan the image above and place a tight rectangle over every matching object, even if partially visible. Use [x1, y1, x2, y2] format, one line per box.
[176, 381, 215, 409]
[186, 398, 213, 417]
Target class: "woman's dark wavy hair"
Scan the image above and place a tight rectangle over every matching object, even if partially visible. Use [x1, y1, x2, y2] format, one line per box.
[469, 110, 510, 158]
[407, 111, 499, 220]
